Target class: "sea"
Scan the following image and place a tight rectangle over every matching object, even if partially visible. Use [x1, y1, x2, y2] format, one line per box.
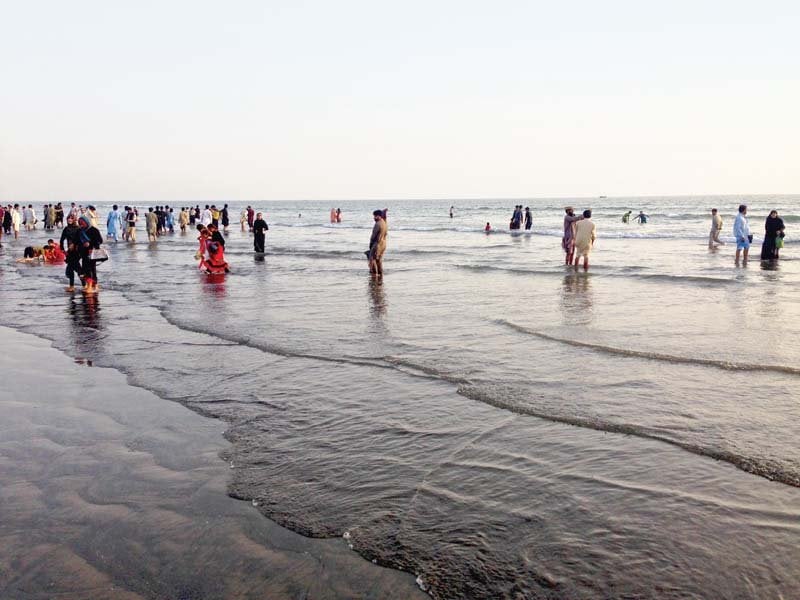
[2, 195, 799, 599]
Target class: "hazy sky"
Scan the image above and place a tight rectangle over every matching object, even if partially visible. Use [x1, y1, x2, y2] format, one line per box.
[1, 1, 798, 201]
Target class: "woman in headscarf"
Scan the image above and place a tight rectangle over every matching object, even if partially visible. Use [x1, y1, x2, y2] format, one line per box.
[78, 215, 103, 293]
[760, 210, 786, 260]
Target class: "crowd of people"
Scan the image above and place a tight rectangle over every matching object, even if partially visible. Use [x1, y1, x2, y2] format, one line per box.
[2, 201, 790, 290]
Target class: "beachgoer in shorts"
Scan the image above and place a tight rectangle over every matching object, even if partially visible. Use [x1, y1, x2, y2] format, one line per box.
[733, 204, 750, 264]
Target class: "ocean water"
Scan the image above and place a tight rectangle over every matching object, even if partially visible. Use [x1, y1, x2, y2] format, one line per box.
[2, 195, 799, 599]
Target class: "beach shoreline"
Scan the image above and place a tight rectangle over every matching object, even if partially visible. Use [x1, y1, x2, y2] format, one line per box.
[0, 326, 427, 600]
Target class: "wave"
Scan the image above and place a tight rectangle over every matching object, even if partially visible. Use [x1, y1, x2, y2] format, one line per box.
[455, 384, 800, 488]
[495, 319, 800, 375]
[456, 264, 738, 287]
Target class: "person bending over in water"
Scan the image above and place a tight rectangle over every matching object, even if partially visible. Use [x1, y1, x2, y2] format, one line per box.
[573, 210, 596, 270]
[622, 210, 632, 224]
[367, 209, 388, 278]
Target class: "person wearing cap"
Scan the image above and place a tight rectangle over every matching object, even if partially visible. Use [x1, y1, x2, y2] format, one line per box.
[708, 208, 724, 249]
[562, 207, 583, 265]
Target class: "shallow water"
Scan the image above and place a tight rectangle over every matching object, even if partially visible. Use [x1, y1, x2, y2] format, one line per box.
[2, 195, 799, 598]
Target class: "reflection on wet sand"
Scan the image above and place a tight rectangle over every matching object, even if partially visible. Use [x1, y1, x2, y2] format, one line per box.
[560, 271, 594, 325]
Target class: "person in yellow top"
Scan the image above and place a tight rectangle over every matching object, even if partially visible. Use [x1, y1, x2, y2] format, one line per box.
[573, 210, 596, 270]
[708, 208, 724, 248]
[210, 206, 221, 227]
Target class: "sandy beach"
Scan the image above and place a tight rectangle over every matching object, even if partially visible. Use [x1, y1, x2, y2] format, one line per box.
[0, 326, 427, 600]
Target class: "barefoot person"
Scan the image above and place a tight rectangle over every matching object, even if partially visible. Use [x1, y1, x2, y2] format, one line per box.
[573, 210, 596, 270]
[733, 204, 751, 265]
[368, 209, 388, 278]
[78, 216, 103, 293]
[760, 210, 786, 261]
[60, 215, 83, 291]
[562, 206, 583, 266]
[708, 208, 724, 248]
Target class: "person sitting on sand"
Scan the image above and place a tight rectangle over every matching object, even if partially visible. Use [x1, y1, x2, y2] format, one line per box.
[573, 210, 596, 270]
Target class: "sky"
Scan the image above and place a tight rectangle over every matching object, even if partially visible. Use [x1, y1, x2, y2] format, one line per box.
[1, 0, 798, 202]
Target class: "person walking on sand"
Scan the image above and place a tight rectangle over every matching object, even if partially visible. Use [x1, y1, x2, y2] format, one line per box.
[573, 210, 596, 270]
[524, 207, 532, 231]
[253, 212, 269, 253]
[368, 209, 388, 278]
[562, 206, 583, 266]
[709, 208, 724, 248]
[733, 204, 751, 265]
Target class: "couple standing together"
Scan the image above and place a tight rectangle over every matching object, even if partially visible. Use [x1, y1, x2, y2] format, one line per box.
[562, 207, 596, 269]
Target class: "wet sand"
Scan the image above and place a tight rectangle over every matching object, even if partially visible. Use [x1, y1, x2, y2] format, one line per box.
[0, 326, 427, 600]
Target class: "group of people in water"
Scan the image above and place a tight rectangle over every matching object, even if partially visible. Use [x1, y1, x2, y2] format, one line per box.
[5, 201, 790, 290]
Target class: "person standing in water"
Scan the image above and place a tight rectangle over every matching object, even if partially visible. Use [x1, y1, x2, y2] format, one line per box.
[562, 206, 583, 266]
[449, 206, 454, 218]
[106, 205, 122, 242]
[253, 212, 269, 253]
[60, 215, 82, 291]
[524, 207, 532, 231]
[733, 204, 751, 265]
[77, 216, 103, 293]
[573, 210, 596, 270]
[708, 208, 724, 248]
[622, 210, 632, 224]
[760, 210, 785, 261]
[146, 208, 158, 242]
[633, 211, 648, 224]
[368, 209, 388, 278]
